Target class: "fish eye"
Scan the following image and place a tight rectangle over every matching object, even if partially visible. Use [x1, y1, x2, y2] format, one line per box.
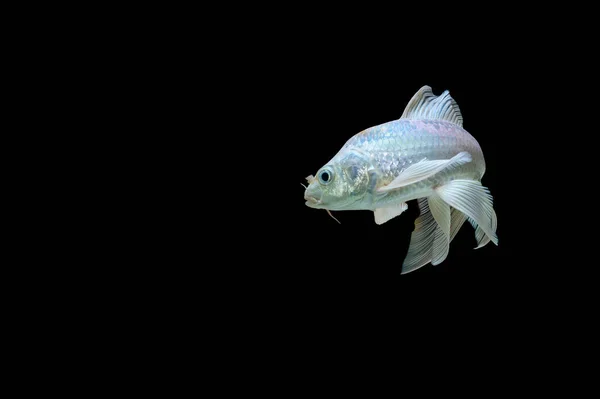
[318, 168, 334, 185]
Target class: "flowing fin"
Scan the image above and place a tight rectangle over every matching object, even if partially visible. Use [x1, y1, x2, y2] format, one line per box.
[436, 180, 498, 245]
[378, 152, 471, 193]
[401, 193, 496, 274]
[402, 203, 470, 274]
[374, 202, 408, 225]
[402, 199, 435, 274]
[428, 194, 451, 265]
[401, 86, 463, 127]
[450, 206, 496, 249]
[471, 208, 497, 249]
[450, 207, 468, 242]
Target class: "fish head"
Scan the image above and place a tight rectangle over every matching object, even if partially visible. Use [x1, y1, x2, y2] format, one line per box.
[304, 150, 371, 210]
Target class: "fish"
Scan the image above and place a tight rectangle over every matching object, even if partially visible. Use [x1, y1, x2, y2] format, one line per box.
[303, 86, 498, 274]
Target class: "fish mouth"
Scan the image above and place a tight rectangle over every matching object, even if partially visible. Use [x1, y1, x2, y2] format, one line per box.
[304, 195, 322, 208]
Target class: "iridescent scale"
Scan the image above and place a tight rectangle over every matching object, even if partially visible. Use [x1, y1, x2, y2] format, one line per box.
[329, 119, 486, 209]
[340, 119, 485, 184]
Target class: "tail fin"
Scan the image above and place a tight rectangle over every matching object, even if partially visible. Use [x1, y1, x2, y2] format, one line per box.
[401, 180, 498, 274]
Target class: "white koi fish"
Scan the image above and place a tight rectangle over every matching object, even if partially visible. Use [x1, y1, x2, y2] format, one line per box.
[304, 86, 498, 274]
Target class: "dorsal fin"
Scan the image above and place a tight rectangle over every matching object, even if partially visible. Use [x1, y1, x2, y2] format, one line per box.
[400, 86, 463, 127]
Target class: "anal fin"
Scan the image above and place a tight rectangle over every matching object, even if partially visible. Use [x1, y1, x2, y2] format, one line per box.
[450, 207, 468, 242]
[402, 199, 435, 274]
[428, 194, 451, 265]
[402, 203, 469, 274]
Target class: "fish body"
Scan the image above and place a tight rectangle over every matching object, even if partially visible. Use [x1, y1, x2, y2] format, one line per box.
[304, 86, 498, 273]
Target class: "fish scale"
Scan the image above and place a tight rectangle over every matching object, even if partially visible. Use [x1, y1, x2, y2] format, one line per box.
[337, 119, 485, 201]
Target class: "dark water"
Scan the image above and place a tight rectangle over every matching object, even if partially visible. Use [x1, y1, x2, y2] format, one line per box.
[118, 55, 587, 368]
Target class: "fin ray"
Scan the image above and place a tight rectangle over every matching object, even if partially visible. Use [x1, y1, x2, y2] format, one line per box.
[401, 86, 463, 126]
[471, 208, 497, 249]
[436, 180, 498, 245]
[428, 194, 451, 265]
[450, 207, 468, 242]
[402, 202, 473, 274]
[402, 199, 436, 274]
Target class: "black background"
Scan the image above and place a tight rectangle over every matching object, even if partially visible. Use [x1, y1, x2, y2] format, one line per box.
[142, 21, 592, 347]
[100, 12, 597, 383]
[173, 30, 594, 324]
[223, 61, 574, 323]
[86, 6, 600, 388]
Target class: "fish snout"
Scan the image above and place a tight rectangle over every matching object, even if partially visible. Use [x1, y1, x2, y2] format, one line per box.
[304, 185, 323, 208]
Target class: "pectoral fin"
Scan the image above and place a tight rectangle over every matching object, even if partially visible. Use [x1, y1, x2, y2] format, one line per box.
[374, 202, 408, 225]
[377, 152, 472, 193]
